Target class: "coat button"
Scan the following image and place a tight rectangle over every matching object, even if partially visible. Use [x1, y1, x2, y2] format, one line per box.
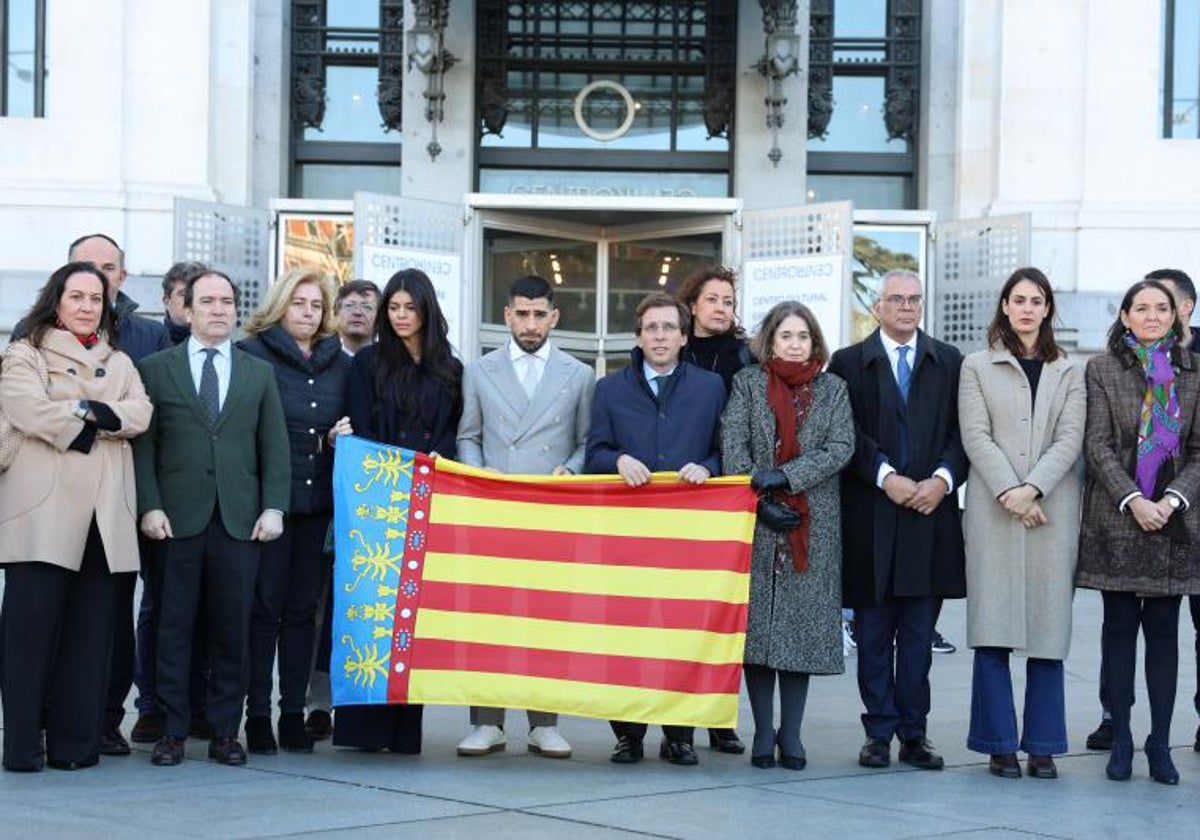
[308, 379, 314, 385]
[310, 401, 317, 408]
[309, 428, 316, 434]
[305, 479, 312, 486]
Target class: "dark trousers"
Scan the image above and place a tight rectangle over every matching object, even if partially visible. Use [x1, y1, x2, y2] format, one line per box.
[856, 595, 939, 742]
[967, 647, 1066, 756]
[609, 721, 693, 744]
[1102, 591, 1181, 748]
[150, 514, 259, 740]
[2, 521, 118, 769]
[105, 570, 137, 725]
[333, 704, 424, 753]
[247, 512, 331, 718]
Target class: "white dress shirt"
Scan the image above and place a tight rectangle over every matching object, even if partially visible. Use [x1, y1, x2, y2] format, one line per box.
[642, 361, 677, 396]
[510, 338, 551, 395]
[187, 337, 232, 412]
[874, 331, 954, 494]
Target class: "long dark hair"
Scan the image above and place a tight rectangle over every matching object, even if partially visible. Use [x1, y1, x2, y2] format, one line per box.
[1106, 279, 1184, 357]
[24, 262, 115, 349]
[374, 268, 461, 418]
[986, 267, 1063, 362]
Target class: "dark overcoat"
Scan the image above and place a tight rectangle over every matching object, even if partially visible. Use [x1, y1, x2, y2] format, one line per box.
[826, 329, 968, 607]
[1076, 349, 1200, 595]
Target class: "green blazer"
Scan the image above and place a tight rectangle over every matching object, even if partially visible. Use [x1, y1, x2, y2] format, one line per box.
[134, 341, 291, 540]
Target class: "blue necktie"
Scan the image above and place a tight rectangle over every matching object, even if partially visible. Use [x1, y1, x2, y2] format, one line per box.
[896, 345, 912, 403]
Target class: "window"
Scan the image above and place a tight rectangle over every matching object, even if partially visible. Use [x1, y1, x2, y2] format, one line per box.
[1, 0, 47, 117]
[289, 1, 402, 198]
[1163, 0, 1200, 138]
[806, 0, 920, 209]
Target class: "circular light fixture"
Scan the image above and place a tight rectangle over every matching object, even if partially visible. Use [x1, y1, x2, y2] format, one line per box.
[574, 80, 637, 142]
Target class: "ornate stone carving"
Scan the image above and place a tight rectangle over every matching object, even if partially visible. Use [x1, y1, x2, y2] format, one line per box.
[377, 0, 405, 132]
[291, 1, 326, 131]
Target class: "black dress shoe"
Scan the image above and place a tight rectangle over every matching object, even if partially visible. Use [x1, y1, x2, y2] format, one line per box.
[278, 712, 314, 753]
[1086, 720, 1114, 751]
[130, 713, 165, 744]
[150, 736, 185, 767]
[779, 753, 806, 771]
[858, 737, 890, 768]
[305, 709, 333, 741]
[209, 737, 248, 766]
[1026, 755, 1058, 779]
[98, 727, 131, 756]
[245, 717, 277, 755]
[610, 736, 644, 764]
[659, 739, 698, 766]
[750, 754, 776, 769]
[707, 728, 746, 754]
[47, 756, 99, 771]
[988, 753, 1021, 779]
[898, 738, 944, 770]
[1146, 744, 1179, 785]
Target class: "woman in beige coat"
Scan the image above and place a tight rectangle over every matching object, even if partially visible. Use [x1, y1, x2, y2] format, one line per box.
[959, 268, 1084, 781]
[0, 263, 152, 772]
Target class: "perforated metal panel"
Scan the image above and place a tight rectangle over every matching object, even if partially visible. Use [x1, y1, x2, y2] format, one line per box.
[353, 192, 461, 257]
[932, 214, 1030, 352]
[173, 198, 270, 325]
[742, 201, 852, 261]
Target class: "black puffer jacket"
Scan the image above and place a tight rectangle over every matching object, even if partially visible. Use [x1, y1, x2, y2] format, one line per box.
[238, 326, 351, 515]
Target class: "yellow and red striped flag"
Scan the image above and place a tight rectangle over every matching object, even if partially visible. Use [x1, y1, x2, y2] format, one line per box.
[332, 435, 757, 728]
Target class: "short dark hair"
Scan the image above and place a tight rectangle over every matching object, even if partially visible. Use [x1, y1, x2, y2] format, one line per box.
[1145, 268, 1196, 304]
[750, 301, 830, 366]
[1107, 279, 1183, 356]
[184, 270, 240, 309]
[508, 275, 555, 305]
[67, 233, 124, 267]
[986, 267, 1064, 362]
[336, 279, 381, 304]
[633, 292, 690, 336]
[162, 261, 209, 296]
[23, 262, 116, 349]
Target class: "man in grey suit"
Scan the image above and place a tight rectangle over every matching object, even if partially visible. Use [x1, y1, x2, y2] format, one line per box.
[454, 274, 594, 759]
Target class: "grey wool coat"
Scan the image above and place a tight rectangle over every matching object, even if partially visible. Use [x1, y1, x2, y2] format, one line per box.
[1076, 350, 1200, 596]
[959, 350, 1085, 660]
[721, 367, 854, 674]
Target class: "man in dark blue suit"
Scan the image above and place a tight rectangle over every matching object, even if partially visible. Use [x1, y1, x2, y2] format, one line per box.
[827, 269, 967, 771]
[585, 292, 725, 767]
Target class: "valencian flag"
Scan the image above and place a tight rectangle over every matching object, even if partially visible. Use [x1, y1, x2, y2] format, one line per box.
[331, 435, 757, 728]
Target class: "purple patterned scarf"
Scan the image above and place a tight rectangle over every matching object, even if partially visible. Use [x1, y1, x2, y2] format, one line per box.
[1125, 331, 1182, 496]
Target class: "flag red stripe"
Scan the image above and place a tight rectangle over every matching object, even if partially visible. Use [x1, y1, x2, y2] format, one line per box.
[426, 524, 750, 572]
[411, 638, 742, 695]
[419, 580, 748, 634]
[435, 469, 755, 512]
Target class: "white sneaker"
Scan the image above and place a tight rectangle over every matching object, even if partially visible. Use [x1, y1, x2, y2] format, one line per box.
[527, 726, 572, 758]
[456, 725, 506, 756]
[842, 620, 857, 656]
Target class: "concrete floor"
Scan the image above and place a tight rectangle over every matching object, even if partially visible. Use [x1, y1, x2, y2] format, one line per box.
[2, 590, 1200, 838]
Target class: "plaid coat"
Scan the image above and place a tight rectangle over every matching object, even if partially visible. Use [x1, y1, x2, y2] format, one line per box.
[1076, 349, 1200, 595]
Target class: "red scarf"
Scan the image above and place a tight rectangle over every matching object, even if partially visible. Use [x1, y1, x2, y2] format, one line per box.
[55, 320, 98, 348]
[764, 357, 823, 572]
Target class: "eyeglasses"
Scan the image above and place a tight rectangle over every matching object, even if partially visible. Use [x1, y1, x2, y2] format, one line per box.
[881, 294, 923, 308]
[339, 301, 376, 314]
[639, 321, 681, 335]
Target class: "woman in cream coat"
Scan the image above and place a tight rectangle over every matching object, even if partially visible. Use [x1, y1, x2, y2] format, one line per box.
[958, 268, 1085, 781]
[0, 263, 152, 772]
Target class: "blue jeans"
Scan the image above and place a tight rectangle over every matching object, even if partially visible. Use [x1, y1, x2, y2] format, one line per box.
[968, 647, 1066, 756]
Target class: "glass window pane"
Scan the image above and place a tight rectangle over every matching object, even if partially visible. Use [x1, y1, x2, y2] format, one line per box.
[806, 173, 912, 210]
[1169, 0, 1200, 137]
[5, 0, 38, 117]
[807, 76, 906, 153]
[482, 230, 598, 334]
[834, 0, 887, 38]
[299, 164, 401, 199]
[327, 0, 379, 29]
[606, 234, 722, 334]
[303, 66, 390, 142]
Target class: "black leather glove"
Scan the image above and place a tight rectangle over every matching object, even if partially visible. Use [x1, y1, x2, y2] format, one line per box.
[757, 497, 801, 533]
[751, 468, 789, 494]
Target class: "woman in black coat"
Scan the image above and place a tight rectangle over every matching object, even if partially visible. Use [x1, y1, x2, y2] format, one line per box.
[334, 268, 463, 754]
[238, 267, 352, 754]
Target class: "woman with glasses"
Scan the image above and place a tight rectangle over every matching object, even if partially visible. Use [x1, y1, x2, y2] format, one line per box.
[1077, 278, 1200, 785]
[958, 268, 1084, 780]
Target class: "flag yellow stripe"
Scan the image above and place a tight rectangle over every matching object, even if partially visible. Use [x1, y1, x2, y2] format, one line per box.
[422, 551, 750, 604]
[408, 670, 739, 729]
[414, 609, 745, 665]
[438, 458, 751, 488]
[429, 493, 755, 544]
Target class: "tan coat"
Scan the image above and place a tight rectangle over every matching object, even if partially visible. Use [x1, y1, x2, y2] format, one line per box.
[959, 350, 1085, 660]
[0, 332, 152, 572]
